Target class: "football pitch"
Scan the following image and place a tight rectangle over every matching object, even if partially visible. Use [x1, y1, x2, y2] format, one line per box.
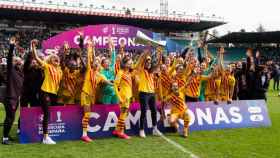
[0, 89, 279, 158]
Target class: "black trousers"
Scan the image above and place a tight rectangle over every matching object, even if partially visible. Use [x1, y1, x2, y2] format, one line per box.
[185, 95, 198, 102]
[21, 91, 42, 107]
[238, 91, 249, 100]
[41, 91, 57, 135]
[139, 92, 157, 130]
[3, 99, 19, 138]
[255, 92, 267, 102]
[18, 91, 42, 130]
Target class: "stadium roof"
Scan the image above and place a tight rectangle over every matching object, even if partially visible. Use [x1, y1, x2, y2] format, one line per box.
[208, 31, 280, 44]
[0, 4, 225, 32]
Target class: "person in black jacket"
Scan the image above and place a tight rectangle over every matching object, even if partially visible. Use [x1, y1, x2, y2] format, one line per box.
[273, 65, 280, 91]
[0, 64, 6, 103]
[2, 37, 24, 145]
[236, 62, 249, 100]
[0, 64, 4, 86]
[255, 67, 270, 101]
[233, 62, 240, 100]
[255, 50, 261, 66]
[20, 52, 43, 108]
[246, 56, 257, 99]
[17, 51, 44, 134]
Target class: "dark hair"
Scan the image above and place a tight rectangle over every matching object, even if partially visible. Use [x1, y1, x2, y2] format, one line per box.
[101, 58, 110, 65]
[120, 55, 131, 69]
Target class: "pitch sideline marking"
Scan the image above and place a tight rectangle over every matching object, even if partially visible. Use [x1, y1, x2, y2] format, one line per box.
[159, 134, 200, 158]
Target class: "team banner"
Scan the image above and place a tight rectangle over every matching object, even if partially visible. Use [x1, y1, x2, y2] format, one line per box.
[20, 100, 271, 144]
[42, 24, 153, 54]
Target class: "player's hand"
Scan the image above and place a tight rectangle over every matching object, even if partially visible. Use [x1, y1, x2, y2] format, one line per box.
[143, 49, 151, 57]
[219, 47, 225, 54]
[64, 41, 70, 49]
[108, 37, 114, 50]
[31, 39, 39, 49]
[86, 38, 95, 48]
[86, 39, 93, 47]
[147, 41, 152, 47]
[197, 40, 202, 48]
[120, 39, 125, 48]
[119, 97, 127, 105]
[78, 31, 84, 37]
[156, 46, 163, 54]
[9, 37, 16, 45]
[204, 44, 208, 50]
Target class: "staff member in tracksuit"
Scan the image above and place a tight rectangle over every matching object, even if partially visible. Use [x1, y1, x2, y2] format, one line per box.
[2, 37, 24, 145]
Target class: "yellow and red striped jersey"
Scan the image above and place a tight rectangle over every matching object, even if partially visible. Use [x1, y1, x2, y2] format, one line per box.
[205, 77, 221, 96]
[59, 68, 80, 97]
[158, 72, 173, 98]
[82, 68, 106, 97]
[41, 62, 63, 95]
[137, 69, 155, 93]
[114, 70, 133, 103]
[168, 93, 186, 112]
[185, 76, 201, 98]
[173, 75, 187, 88]
[114, 61, 120, 76]
[220, 74, 235, 96]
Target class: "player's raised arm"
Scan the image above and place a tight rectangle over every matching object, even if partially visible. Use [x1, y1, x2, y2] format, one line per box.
[86, 39, 95, 69]
[168, 57, 177, 75]
[218, 47, 225, 69]
[217, 47, 226, 78]
[204, 45, 217, 67]
[60, 41, 70, 70]
[119, 40, 125, 58]
[156, 47, 163, 64]
[197, 40, 204, 64]
[113, 70, 123, 103]
[108, 37, 116, 69]
[134, 49, 150, 71]
[184, 57, 197, 77]
[78, 31, 84, 50]
[7, 37, 16, 73]
[31, 39, 44, 66]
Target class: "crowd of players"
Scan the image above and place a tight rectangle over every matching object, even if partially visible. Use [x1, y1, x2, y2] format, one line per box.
[0, 32, 277, 145]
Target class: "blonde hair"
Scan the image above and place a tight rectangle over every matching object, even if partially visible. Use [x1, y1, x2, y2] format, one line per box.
[45, 53, 59, 64]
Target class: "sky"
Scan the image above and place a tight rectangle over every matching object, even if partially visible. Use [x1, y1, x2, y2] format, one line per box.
[6, 0, 280, 35]
[75, 0, 280, 35]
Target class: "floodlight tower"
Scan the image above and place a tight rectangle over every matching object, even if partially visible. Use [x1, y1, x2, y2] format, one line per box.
[160, 0, 168, 16]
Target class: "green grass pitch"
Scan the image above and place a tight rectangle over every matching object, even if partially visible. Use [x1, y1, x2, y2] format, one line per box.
[0, 87, 279, 158]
